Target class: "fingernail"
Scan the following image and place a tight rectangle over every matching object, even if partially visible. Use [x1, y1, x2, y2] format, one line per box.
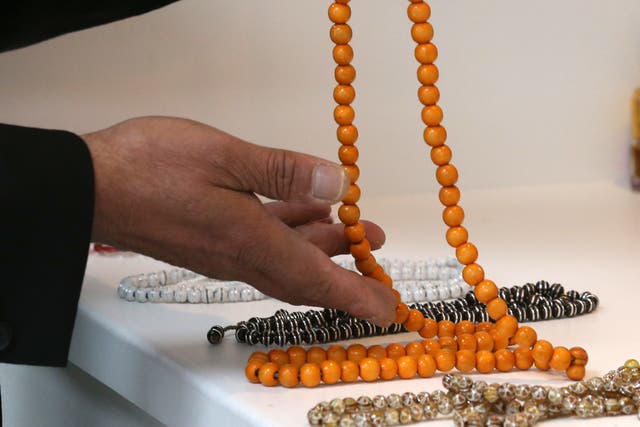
[311, 163, 350, 203]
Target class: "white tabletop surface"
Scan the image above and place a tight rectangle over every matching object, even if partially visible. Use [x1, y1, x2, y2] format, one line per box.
[71, 180, 640, 427]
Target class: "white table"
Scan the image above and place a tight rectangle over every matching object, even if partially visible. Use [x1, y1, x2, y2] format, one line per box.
[3, 181, 640, 426]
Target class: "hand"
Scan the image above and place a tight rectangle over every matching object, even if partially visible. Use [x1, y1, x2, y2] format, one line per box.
[82, 116, 396, 325]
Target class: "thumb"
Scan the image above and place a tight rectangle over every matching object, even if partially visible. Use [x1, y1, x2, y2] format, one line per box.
[223, 141, 351, 203]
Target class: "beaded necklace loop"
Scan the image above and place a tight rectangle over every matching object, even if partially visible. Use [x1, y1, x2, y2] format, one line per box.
[243, 0, 590, 388]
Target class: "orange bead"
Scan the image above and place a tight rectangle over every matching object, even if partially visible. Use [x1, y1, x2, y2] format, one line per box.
[333, 44, 353, 65]
[328, 3, 351, 24]
[490, 330, 509, 350]
[455, 242, 478, 265]
[495, 349, 515, 372]
[340, 360, 359, 382]
[333, 84, 355, 105]
[327, 345, 348, 363]
[457, 333, 477, 352]
[397, 355, 418, 379]
[359, 357, 381, 382]
[513, 326, 537, 349]
[514, 347, 534, 370]
[434, 349, 456, 372]
[335, 65, 356, 84]
[245, 359, 264, 383]
[338, 204, 360, 225]
[386, 343, 406, 360]
[418, 317, 438, 338]
[411, 23, 434, 44]
[404, 309, 425, 331]
[334, 105, 355, 125]
[418, 85, 440, 105]
[436, 320, 454, 338]
[495, 315, 518, 339]
[320, 360, 341, 385]
[442, 205, 464, 227]
[421, 105, 443, 126]
[344, 164, 359, 183]
[330, 24, 352, 45]
[415, 44, 438, 65]
[365, 264, 386, 282]
[476, 350, 495, 374]
[382, 274, 393, 288]
[418, 64, 440, 85]
[344, 222, 365, 243]
[422, 338, 441, 357]
[391, 289, 401, 303]
[268, 349, 290, 365]
[549, 346, 572, 371]
[355, 254, 377, 275]
[307, 346, 327, 364]
[416, 354, 437, 377]
[430, 145, 451, 166]
[424, 125, 447, 147]
[379, 357, 398, 380]
[462, 263, 484, 286]
[248, 351, 269, 363]
[405, 341, 426, 359]
[278, 364, 300, 388]
[486, 298, 508, 320]
[455, 320, 475, 337]
[394, 302, 410, 324]
[475, 331, 494, 352]
[337, 125, 358, 145]
[300, 363, 321, 387]
[407, 2, 431, 22]
[287, 346, 307, 367]
[566, 364, 586, 380]
[439, 185, 460, 206]
[258, 362, 279, 387]
[532, 340, 553, 371]
[455, 349, 476, 373]
[439, 336, 457, 352]
[474, 280, 498, 304]
[569, 347, 589, 366]
[436, 164, 459, 187]
[367, 345, 387, 360]
[350, 238, 371, 261]
[347, 344, 368, 363]
[476, 322, 494, 333]
[342, 183, 361, 205]
[338, 145, 359, 165]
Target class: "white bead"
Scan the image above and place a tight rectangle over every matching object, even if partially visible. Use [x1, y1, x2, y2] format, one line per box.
[135, 289, 147, 303]
[389, 265, 402, 280]
[227, 288, 240, 302]
[174, 287, 188, 303]
[425, 285, 439, 301]
[168, 269, 181, 285]
[117, 284, 127, 299]
[148, 288, 160, 302]
[426, 266, 439, 280]
[160, 288, 174, 302]
[437, 268, 451, 280]
[147, 272, 159, 287]
[401, 263, 414, 280]
[412, 285, 426, 302]
[241, 287, 253, 302]
[253, 289, 265, 300]
[446, 256, 458, 267]
[124, 287, 136, 301]
[449, 282, 463, 299]
[399, 288, 411, 303]
[135, 275, 149, 288]
[187, 287, 201, 303]
[437, 284, 451, 300]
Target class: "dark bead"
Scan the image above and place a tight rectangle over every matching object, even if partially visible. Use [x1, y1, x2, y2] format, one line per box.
[206, 326, 225, 345]
[235, 326, 248, 343]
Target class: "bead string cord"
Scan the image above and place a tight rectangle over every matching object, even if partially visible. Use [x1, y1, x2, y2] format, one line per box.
[307, 359, 640, 426]
[244, 0, 590, 387]
[210, 283, 598, 346]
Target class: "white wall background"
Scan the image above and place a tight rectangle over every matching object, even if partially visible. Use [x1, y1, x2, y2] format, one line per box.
[1, 0, 639, 196]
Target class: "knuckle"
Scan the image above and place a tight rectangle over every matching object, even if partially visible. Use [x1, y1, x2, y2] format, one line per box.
[265, 149, 298, 200]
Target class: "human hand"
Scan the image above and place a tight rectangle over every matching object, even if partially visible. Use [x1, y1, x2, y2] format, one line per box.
[82, 116, 396, 325]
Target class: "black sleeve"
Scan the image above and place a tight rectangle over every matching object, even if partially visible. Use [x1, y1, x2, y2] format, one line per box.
[1, 0, 178, 53]
[0, 124, 94, 366]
